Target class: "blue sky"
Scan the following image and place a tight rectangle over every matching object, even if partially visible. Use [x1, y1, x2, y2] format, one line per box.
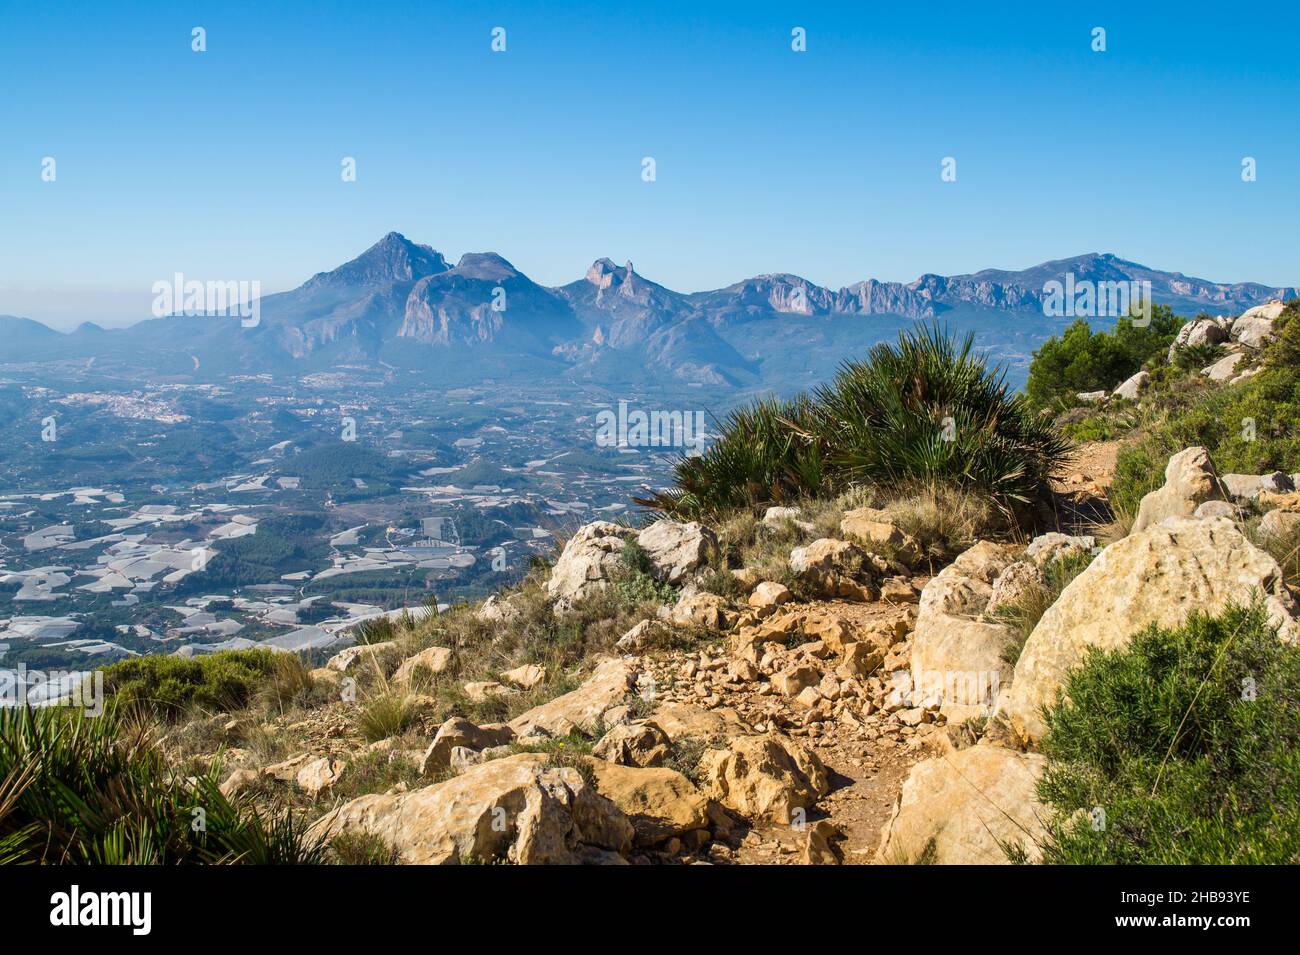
[3, 0, 1298, 329]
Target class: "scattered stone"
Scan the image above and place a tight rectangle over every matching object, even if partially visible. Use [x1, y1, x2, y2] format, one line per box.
[509, 657, 639, 738]
[748, 581, 793, 612]
[802, 819, 843, 865]
[592, 720, 672, 768]
[839, 510, 922, 566]
[326, 641, 401, 675]
[477, 593, 523, 624]
[789, 538, 877, 601]
[1024, 532, 1095, 566]
[463, 681, 512, 703]
[297, 756, 345, 797]
[670, 592, 732, 630]
[582, 757, 710, 847]
[699, 733, 830, 824]
[392, 645, 453, 685]
[421, 717, 516, 775]
[501, 664, 546, 690]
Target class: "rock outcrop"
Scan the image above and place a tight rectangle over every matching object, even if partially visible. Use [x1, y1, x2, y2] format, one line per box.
[910, 541, 1017, 712]
[1131, 446, 1226, 534]
[877, 744, 1047, 864]
[508, 657, 639, 738]
[1007, 516, 1300, 742]
[636, 520, 717, 584]
[545, 521, 634, 610]
[308, 753, 634, 864]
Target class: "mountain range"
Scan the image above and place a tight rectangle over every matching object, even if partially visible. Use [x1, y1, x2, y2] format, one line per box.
[3, 233, 1296, 390]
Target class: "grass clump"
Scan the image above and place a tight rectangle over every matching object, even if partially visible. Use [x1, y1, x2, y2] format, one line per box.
[356, 691, 422, 743]
[1033, 601, 1300, 864]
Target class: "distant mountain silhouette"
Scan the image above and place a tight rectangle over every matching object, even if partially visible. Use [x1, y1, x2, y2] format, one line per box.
[3, 235, 1295, 387]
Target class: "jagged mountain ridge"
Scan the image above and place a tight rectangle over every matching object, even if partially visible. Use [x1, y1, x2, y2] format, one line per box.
[4, 236, 1296, 387]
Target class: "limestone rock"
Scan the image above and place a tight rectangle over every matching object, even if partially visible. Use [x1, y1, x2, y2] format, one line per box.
[1007, 516, 1300, 742]
[614, 619, 665, 652]
[546, 521, 634, 611]
[501, 664, 546, 690]
[477, 594, 523, 624]
[877, 744, 1047, 864]
[802, 819, 844, 865]
[422, 717, 517, 774]
[392, 646, 454, 685]
[911, 541, 1017, 707]
[1230, 300, 1286, 349]
[326, 641, 401, 675]
[297, 756, 345, 797]
[840, 510, 922, 566]
[592, 720, 672, 768]
[699, 733, 830, 824]
[582, 757, 710, 846]
[748, 580, 793, 612]
[1131, 446, 1226, 534]
[984, 560, 1046, 619]
[789, 538, 878, 601]
[1024, 532, 1095, 566]
[509, 657, 638, 738]
[219, 768, 259, 799]
[636, 520, 717, 584]
[669, 592, 732, 630]
[308, 752, 634, 865]
[1112, 369, 1150, 401]
[1259, 508, 1300, 542]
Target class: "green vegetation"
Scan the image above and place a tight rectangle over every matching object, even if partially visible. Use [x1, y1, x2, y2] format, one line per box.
[0, 704, 323, 864]
[102, 649, 311, 719]
[1024, 307, 1183, 409]
[642, 325, 1070, 520]
[1034, 601, 1300, 864]
[1110, 301, 1300, 520]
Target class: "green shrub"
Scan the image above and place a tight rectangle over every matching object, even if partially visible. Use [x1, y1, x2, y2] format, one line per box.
[1025, 307, 1183, 409]
[1111, 301, 1300, 516]
[0, 704, 323, 864]
[102, 649, 280, 719]
[1034, 601, 1300, 864]
[642, 324, 1070, 520]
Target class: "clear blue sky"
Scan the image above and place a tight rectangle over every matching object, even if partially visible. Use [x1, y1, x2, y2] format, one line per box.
[3, 0, 1298, 329]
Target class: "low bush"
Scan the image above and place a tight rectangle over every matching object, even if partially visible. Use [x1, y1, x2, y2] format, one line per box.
[1033, 602, 1300, 864]
[102, 649, 281, 719]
